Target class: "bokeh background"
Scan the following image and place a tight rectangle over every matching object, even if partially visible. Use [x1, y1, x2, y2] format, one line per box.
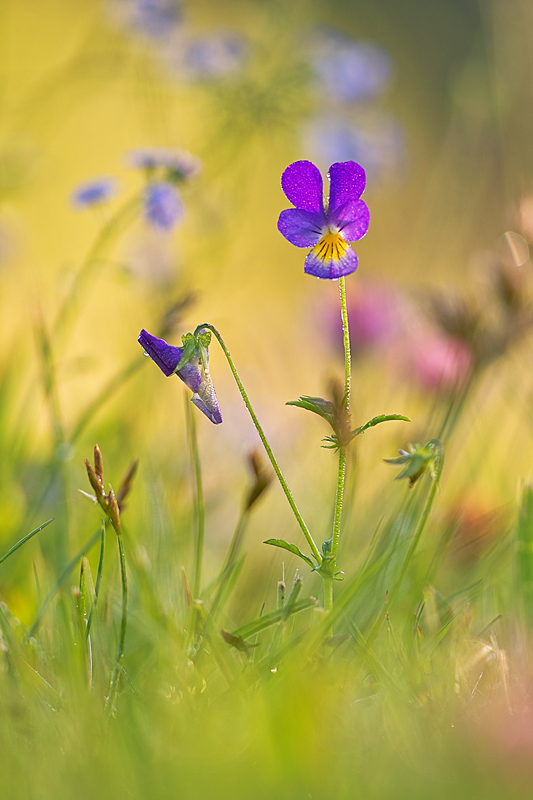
[1, 0, 533, 621]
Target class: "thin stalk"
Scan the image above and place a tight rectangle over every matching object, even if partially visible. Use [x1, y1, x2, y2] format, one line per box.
[211, 508, 249, 618]
[328, 277, 352, 609]
[323, 576, 334, 613]
[195, 323, 321, 565]
[185, 395, 205, 598]
[53, 194, 141, 345]
[106, 531, 128, 713]
[339, 276, 352, 415]
[367, 442, 445, 646]
[85, 521, 106, 639]
[26, 527, 102, 640]
[0, 518, 54, 567]
[69, 356, 144, 446]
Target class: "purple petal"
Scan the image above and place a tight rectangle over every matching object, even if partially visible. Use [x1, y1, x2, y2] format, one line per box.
[281, 160, 324, 213]
[304, 244, 358, 280]
[138, 329, 183, 376]
[328, 161, 366, 213]
[191, 383, 223, 424]
[329, 199, 370, 242]
[177, 359, 202, 393]
[277, 208, 325, 247]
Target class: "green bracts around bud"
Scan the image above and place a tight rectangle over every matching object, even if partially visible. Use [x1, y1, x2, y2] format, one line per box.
[385, 439, 443, 488]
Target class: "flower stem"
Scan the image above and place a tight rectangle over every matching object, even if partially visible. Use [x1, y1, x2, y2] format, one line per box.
[339, 276, 352, 415]
[329, 277, 352, 607]
[185, 394, 205, 598]
[195, 323, 321, 565]
[323, 575, 334, 613]
[106, 529, 128, 714]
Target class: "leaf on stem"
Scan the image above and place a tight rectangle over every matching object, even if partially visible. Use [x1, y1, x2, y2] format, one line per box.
[263, 538, 316, 569]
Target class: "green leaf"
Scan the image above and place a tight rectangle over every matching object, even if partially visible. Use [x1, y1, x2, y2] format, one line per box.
[286, 396, 336, 427]
[175, 333, 197, 371]
[0, 518, 54, 568]
[263, 538, 316, 568]
[220, 629, 259, 653]
[231, 597, 317, 640]
[352, 414, 410, 439]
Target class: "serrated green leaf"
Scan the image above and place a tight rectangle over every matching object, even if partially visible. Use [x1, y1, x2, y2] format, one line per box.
[353, 414, 410, 439]
[263, 538, 316, 568]
[286, 396, 336, 427]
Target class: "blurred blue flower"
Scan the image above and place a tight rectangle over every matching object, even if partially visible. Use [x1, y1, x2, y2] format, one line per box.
[71, 178, 117, 209]
[144, 182, 184, 231]
[184, 31, 246, 80]
[303, 113, 405, 184]
[312, 32, 392, 104]
[138, 329, 222, 424]
[127, 147, 201, 178]
[111, 0, 183, 39]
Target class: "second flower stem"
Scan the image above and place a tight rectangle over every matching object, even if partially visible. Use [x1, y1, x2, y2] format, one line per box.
[195, 324, 322, 566]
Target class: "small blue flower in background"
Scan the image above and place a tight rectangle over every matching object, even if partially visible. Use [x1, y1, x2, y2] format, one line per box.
[138, 329, 222, 424]
[278, 160, 369, 280]
[144, 182, 184, 231]
[111, 0, 183, 39]
[303, 113, 405, 184]
[71, 178, 117, 209]
[127, 147, 201, 178]
[312, 31, 392, 104]
[183, 31, 247, 80]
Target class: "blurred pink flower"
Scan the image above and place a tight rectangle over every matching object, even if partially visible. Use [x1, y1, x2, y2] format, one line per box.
[347, 282, 401, 352]
[408, 333, 472, 392]
[322, 281, 402, 356]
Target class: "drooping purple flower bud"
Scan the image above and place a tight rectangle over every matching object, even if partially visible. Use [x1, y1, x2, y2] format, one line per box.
[138, 329, 222, 424]
[144, 182, 184, 231]
[71, 178, 117, 208]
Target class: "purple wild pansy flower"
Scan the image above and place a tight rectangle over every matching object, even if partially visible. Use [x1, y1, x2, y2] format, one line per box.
[71, 178, 117, 208]
[144, 181, 184, 231]
[278, 160, 369, 279]
[138, 329, 222, 424]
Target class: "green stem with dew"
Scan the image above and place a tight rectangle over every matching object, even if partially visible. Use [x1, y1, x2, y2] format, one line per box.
[326, 277, 352, 611]
[194, 323, 321, 565]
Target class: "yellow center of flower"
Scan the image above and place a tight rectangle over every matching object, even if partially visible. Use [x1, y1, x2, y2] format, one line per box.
[312, 230, 348, 262]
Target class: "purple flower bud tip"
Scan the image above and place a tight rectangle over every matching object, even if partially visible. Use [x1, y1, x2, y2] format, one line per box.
[138, 329, 182, 376]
